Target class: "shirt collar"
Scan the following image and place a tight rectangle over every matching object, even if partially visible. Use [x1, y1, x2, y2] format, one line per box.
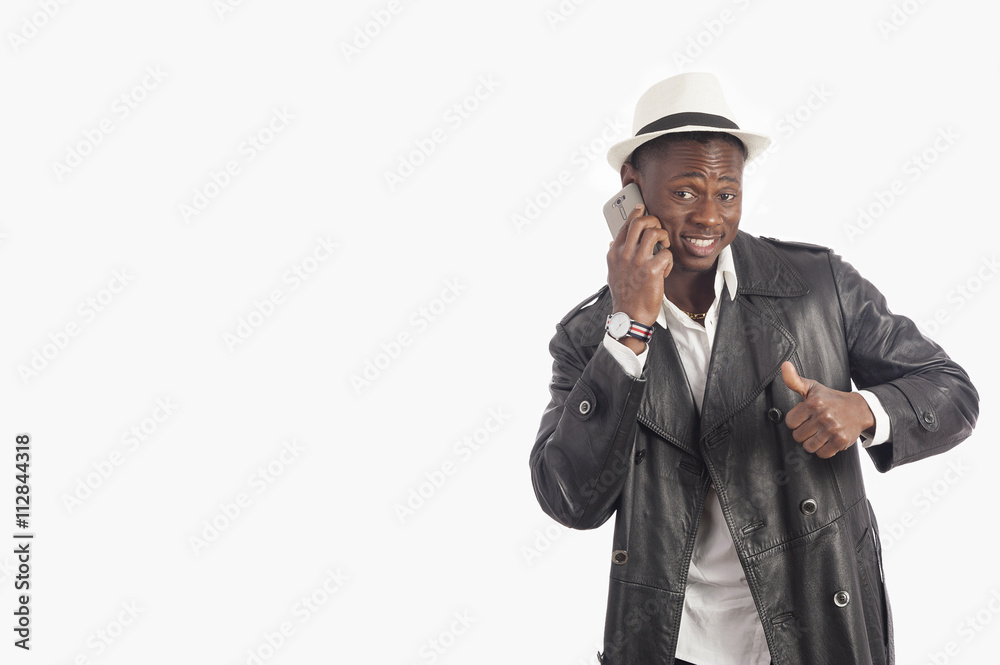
[718, 243, 738, 301]
[657, 244, 739, 328]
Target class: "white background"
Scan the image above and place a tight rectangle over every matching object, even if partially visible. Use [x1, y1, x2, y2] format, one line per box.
[2, 0, 997, 663]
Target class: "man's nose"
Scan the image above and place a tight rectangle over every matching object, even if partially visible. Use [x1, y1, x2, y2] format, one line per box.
[691, 198, 723, 227]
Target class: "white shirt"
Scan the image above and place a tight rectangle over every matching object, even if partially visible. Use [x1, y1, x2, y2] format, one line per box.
[601, 245, 890, 664]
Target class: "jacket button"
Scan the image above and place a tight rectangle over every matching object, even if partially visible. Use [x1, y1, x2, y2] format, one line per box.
[800, 498, 818, 515]
[767, 407, 784, 423]
[833, 591, 850, 607]
[578, 400, 591, 415]
[634, 449, 646, 465]
[923, 411, 936, 425]
[612, 550, 628, 565]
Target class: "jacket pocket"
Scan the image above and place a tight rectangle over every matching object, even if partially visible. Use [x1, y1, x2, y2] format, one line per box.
[856, 527, 889, 665]
[602, 577, 681, 665]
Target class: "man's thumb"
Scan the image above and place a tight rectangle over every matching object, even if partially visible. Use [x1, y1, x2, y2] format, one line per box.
[781, 361, 810, 397]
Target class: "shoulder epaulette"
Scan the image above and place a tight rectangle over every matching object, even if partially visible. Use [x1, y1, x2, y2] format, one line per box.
[759, 236, 831, 253]
[559, 285, 611, 326]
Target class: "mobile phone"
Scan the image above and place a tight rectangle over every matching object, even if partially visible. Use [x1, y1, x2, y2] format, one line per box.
[603, 183, 661, 254]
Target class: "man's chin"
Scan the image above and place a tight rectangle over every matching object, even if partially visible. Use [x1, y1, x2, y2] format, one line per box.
[676, 257, 719, 273]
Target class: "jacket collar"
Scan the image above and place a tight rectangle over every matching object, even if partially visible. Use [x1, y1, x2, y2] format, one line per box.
[729, 231, 810, 298]
[580, 231, 808, 347]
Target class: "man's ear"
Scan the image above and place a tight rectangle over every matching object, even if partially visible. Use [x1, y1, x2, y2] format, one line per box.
[620, 161, 639, 188]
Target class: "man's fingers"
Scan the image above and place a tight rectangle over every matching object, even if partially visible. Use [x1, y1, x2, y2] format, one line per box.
[638, 225, 670, 258]
[781, 361, 811, 398]
[780, 367, 864, 459]
[785, 406, 818, 443]
[624, 208, 654, 241]
[619, 203, 646, 238]
[656, 246, 674, 278]
[788, 417, 831, 454]
[619, 210, 664, 263]
[610, 204, 644, 249]
[606, 202, 669, 326]
[628, 202, 645, 221]
[785, 403, 858, 458]
[784, 402, 808, 431]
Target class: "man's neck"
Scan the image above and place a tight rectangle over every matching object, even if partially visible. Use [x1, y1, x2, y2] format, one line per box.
[663, 264, 717, 315]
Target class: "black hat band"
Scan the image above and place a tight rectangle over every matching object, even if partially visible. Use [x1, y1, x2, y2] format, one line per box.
[637, 111, 740, 136]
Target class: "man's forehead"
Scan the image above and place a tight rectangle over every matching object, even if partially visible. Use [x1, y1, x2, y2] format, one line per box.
[668, 170, 742, 183]
[633, 133, 746, 167]
[655, 135, 744, 156]
[645, 139, 745, 172]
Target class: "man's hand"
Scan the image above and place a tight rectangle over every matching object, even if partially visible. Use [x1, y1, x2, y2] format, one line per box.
[781, 361, 876, 459]
[606, 204, 673, 354]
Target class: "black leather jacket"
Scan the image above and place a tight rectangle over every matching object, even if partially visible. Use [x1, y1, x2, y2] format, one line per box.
[530, 232, 978, 665]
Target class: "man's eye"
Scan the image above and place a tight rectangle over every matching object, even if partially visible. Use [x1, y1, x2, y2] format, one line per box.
[675, 191, 693, 199]
[720, 193, 737, 202]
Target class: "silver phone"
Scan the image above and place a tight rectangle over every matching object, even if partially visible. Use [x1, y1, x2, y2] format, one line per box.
[603, 183, 661, 253]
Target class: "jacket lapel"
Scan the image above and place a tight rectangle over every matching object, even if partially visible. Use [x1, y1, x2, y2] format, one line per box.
[699, 233, 810, 437]
[579, 289, 701, 455]
[637, 326, 701, 455]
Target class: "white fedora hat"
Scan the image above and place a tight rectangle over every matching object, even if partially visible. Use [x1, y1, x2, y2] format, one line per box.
[606, 72, 771, 171]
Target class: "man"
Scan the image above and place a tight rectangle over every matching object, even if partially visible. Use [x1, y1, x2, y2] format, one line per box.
[528, 73, 979, 665]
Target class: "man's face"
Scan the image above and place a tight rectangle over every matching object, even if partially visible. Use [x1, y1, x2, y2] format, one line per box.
[623, 137, 744, 274]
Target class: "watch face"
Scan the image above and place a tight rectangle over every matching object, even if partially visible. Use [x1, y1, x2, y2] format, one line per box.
[608, 312, 631, 338]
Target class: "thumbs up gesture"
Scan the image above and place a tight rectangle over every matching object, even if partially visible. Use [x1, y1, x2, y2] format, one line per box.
[780, 362, 876, 459]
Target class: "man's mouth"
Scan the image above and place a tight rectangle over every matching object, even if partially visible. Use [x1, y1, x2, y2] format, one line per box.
[682, 236, 722, 256]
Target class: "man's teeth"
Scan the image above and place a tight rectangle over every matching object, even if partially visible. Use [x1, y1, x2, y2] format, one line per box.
[685, 238, 716, 247]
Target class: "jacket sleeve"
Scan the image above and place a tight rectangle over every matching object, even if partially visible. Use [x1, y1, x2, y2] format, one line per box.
[529, 317, 647, 530]
[830, 252, 980, 472]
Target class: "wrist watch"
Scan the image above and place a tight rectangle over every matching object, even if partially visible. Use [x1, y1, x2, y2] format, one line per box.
[606, 312, 654, 343]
